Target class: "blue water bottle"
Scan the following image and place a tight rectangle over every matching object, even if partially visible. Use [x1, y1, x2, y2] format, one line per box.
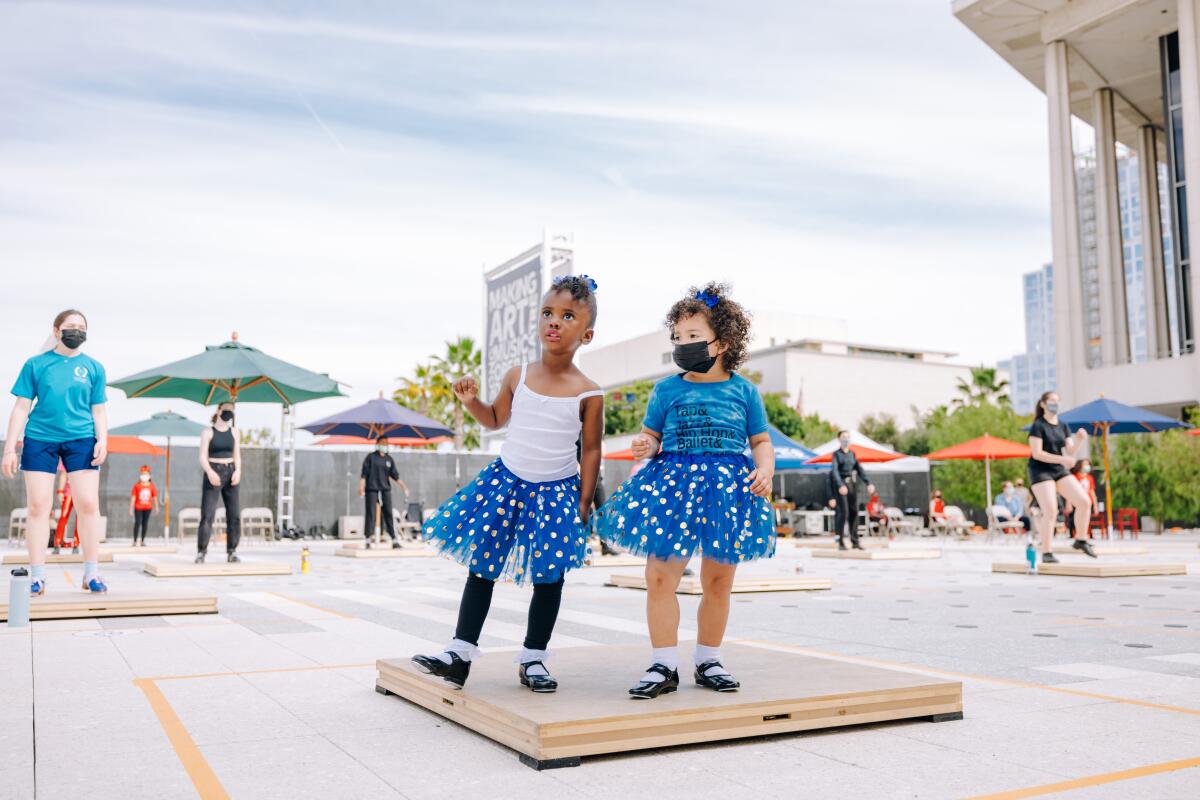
[8, 567, 31, 627]
[1025, 540, 1037, 573]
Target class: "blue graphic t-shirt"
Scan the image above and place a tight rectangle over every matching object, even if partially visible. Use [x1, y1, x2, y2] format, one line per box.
[11, 351, 107, 442]
[642, 373, 768, 455]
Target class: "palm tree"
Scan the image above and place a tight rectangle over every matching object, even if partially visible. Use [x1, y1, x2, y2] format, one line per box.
[953, 366, 1011, 408]
[431, 337, 482, 450]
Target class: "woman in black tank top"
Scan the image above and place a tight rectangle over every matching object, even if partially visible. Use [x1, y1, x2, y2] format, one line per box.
[196, 401, 242, 564]
[1027, 391, 1095, 564]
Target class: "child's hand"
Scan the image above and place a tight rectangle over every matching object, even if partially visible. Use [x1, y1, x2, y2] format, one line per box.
[453, 378, 478, 404]
[579, 500, 591, 524]
[631, 434, 658, 460]
[745, 466, 773, 497]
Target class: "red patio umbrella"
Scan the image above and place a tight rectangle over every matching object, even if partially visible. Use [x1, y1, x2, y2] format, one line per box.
[106, 436, 166, 456]
[805, 444, 905, 464]
[604, 448, 636, 461]
[924, 434, 1030, 506]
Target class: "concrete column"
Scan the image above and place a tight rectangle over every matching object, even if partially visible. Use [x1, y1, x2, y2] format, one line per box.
[1092, 88, 1130, 365]
[1136, 125, 1169, 359]
[1046, 41, 1086, 402]
[1179, 0, 1200, 351]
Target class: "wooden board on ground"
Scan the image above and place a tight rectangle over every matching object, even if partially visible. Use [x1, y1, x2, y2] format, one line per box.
[992, 562, 1186, 577]
[583, 554, 646, 568]
[142, 560, 292, 577]
[2, 552, 113, 565]
[794, 538, 889, 549]
[1050, 543, 1149, 555]
[338, 539, 423, 549]
[101, 545, 179, 555]
[375, 641, 962, 769]
[606, 574, 831, 593]
[334, 546, 436, 559]
[812, 549, 940, 561]
[0, 591, 217, 621]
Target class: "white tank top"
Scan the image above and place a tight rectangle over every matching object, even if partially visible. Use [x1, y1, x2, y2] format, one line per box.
[500, 362, 603, 483]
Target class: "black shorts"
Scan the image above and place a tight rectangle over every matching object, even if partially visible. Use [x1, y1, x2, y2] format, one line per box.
[1028, 463, 1068, 486]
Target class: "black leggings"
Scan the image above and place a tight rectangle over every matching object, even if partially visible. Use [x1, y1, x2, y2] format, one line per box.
[133, 509, 152, 542]
[453, 573, 564, 651]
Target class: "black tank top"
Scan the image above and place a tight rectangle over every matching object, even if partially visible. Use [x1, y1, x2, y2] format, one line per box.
[209, 426, 235, 459]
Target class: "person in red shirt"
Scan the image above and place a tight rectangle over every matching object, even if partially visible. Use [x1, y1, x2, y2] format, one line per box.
[929, 490, 947, 527]
[51, 466, 77, 554]
[1065, 460, 1098, 539]
[866, 493, 888, 535]
[129, 465, 159, 546]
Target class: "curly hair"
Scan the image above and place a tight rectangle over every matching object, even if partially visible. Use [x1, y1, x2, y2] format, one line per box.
[547, 274, 598, 326]
[664, 281, 752, 372]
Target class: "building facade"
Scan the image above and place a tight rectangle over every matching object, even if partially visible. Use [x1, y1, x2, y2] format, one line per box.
[955, 0, 1200, 419]
[580, 315, 991, 431]
[1000, 264, 1057, 414]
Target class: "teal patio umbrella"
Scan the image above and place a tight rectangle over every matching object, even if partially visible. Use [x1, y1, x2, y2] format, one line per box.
[109, 333, 345, 534]
[109, 412, 206, 540]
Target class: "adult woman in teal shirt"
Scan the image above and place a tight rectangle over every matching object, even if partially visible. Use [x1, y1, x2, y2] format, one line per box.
[2, 310, 109, 596]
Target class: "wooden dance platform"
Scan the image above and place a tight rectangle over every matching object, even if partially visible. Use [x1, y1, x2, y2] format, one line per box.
[606, 574, 832, 593]
[795, 538, 889, 549]
[375, 642, 962, 769]
[334, 546, 435, 559]
[2, 552, 113, 565]
[992, 562, 1186, 577]
[1049, 543, 1149, 555]
[813, 549, 940, 561]
[142, 560, 292, 577]
[0, 591, 217, 621]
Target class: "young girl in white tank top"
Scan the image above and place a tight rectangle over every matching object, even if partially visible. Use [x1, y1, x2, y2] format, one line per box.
[414, 276, 603, 692]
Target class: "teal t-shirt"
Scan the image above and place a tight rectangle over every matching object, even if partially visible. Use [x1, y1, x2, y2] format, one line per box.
[11, 351, 107, 442]
[642, 373, 768, 455]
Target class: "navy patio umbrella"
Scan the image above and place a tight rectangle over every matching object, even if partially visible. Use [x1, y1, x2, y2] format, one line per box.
[768, 425, 818, 470]
[299, 395, 453, 441]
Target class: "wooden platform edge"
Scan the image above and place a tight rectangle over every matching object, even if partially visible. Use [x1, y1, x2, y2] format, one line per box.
[142, 562, 292, 577]
[1, 595, 218, 621]
[374, 659, 962, 768]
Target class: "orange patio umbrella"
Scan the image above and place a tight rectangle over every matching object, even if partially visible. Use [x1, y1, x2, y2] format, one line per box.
[106, 435, 166, 456]
[604, 448, 636, 461]
[925, 434, 1030, 507]
[805, 444, 905, 464]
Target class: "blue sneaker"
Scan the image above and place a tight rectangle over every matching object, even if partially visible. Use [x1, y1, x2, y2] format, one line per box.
[82, 576, 108, 593]
[30, 578, 45, 597]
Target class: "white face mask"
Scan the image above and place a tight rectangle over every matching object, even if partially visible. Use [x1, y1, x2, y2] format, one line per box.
[839, 439, 850, 449]
[140, 475, 150, 483]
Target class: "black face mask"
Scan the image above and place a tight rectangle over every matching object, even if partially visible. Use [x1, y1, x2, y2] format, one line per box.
[672, 339, 717, 373]
[220, 410, 234, 422]
[60, 329, 86, 349]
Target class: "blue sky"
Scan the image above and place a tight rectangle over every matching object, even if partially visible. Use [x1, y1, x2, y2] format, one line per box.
[0, 1, 1053, 437]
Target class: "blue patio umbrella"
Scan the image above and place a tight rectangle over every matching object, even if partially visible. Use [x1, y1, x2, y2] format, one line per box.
[768, 425, 818, 470]
[299, 395, 453, 441]
[1025, 396, 1192, 535]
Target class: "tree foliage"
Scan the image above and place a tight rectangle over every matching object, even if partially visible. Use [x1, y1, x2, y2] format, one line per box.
[396, 336, 482, 450]
[604, 381, 655, 436]
[1111, 427, 1200, 525]
[762, 392, 837, 447]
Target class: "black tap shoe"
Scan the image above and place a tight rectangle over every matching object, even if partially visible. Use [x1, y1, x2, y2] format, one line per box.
[411, 651, 471, 688]
[695, 660, 741, 692]
[629, 663, 679, 699]
[519, 661, 558, 693]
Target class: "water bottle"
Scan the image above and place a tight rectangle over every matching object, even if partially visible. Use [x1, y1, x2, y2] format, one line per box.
[300, 546, 310, 575]
[1025, 540, 1037, 573]
[8, 568, 31, 627]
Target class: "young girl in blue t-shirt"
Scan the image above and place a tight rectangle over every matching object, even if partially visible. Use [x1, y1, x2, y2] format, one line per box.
[2, 310, 110, 596]
[596, 282, 775, 698]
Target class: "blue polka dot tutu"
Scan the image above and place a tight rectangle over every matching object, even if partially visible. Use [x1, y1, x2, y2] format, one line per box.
[422, 458, 589, 585]
[595, 452, 776, 563]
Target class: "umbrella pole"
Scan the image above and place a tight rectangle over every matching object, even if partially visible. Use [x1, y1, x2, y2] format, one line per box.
[985, 456, 992, 514]
[165, 438, 172, 542]
[1103, 425, 1114, 539]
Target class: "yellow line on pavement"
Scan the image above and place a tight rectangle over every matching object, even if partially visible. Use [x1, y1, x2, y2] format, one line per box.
[963, 755, 1200, 799]
[134, 678, 230, 800]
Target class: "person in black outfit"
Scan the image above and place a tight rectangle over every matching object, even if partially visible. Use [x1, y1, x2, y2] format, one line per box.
[359, 437, 409, 548]
[830, 431, 874, 550]
[1028, 391, 1095, 563]
[197, 401, 241, 564]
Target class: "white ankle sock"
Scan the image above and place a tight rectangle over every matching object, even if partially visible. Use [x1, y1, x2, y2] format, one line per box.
[694, 644, 730, 677]
[435, 638, 479, 664]
[517, 648, 550, 676]
[642, 647, 679, 683]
